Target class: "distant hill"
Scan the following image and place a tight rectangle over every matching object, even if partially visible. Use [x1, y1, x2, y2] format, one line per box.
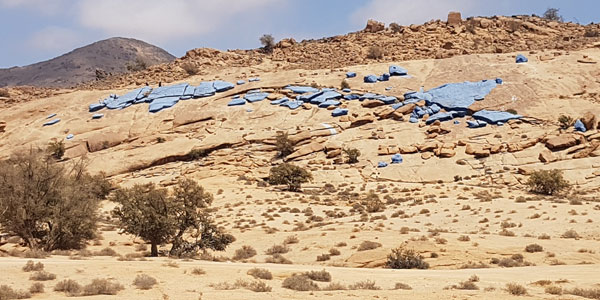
[0, 37, 176, 88]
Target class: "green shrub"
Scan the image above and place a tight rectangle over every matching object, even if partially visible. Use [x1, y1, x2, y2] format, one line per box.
[558, 115, 574, 129]
[275, 132, 294, 157]
[386, 246, 429, 269]
[543, 8, 563, 22]
[0, 150, 104, 251]
[47, 140, 65, 160]
[260, 34, 275, 54]
[344, 148, 360, 163]
[268, 163, 312, 192]
[526, 169, 569, 195]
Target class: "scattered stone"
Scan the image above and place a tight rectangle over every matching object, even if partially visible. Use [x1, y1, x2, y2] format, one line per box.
[545, 134, 579, 151]
[538, 150, 557, 163]
[447, 11, 462, 25]
[581, 112, 597, 130]
[364, 19, 385, 33]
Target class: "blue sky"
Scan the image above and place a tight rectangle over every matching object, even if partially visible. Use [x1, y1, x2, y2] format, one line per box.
[0, 0, 597, 68]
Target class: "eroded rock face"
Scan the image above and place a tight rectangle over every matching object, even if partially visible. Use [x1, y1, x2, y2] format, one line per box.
[86, 131, 129, 152]
[364, 19, 385, 33]
[447, 11, 462, 25]
[581, 112, 597, 130]
[545, 134, 579, 151]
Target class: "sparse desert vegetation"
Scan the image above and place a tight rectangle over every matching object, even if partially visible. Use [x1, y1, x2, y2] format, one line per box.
[0, 8, 599, 300]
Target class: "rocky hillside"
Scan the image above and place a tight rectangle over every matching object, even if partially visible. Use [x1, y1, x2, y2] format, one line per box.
[82, 15, 600, 90]
[0, 37, 175, 88]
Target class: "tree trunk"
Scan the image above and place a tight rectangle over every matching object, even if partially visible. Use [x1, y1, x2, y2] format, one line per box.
[150, 242, 158, 257]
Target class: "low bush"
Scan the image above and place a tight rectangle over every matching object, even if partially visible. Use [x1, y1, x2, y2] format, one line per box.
[233, 245, 257, 260]
[367, 46, 384, 59]
[133, 274, 157, 290]
[349, 280, 380, 290]
[29, 283, 44, 294]
[525, 244, 543, 253]
[29, 271, 56, 281]
[357, 240, 382, 251]
[54, 279, 82, 296]
[304, 270, 331, 282]
[0, 285, 30, 299]
[394, 282, 412, 290]
[247, 268, 272, 280]
[344, 148, 360, 163]
[506, 283, 527, 296]
[22, 261, 44, 272]
[82, 279, 124, 296]
[265, 254, 292, 264]
[526, 169, 569, 195]
[268, 163, 312, 192]
[386, 246, 429, 269]
[282, 275, 319, 291]
[265, 244, 290, 255]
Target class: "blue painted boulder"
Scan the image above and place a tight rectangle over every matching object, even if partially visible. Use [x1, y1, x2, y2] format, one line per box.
[43, 118, 60, 126]
[331, 108, 348, 117]
[244, 92, 269, 103]
[285, 86, 320, 94]
[89, 103, 105, 112]
[346, 72, 356, 78]
[574, 119, 587, 132]
[364, 75, 378, 83]
[516, 54, 528, 63]
[389, 65, 408, 76]
[391, 154, 403, 164]
[227, 98, 246, 106]
[472, 110, 522, 124]
[377, 161, 388, 168]
[213, 80, 234, 92]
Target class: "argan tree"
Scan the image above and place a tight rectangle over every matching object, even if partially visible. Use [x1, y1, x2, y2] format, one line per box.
[111, 179, 234, 257]
[275, 132, 295, 158]
[268, 163, 312, 192]
[526, 169, 569, 195]
[543, 8, 563, 22]
[260, 34, 275, 54]
[0, 149, 110, 251]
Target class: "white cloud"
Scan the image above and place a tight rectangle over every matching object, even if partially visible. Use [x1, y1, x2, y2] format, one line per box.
[77, 0, 283, 43]
[0, 0, 69, 15]
[27, 26, 82, 52]
[350, 0, 480, 26]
